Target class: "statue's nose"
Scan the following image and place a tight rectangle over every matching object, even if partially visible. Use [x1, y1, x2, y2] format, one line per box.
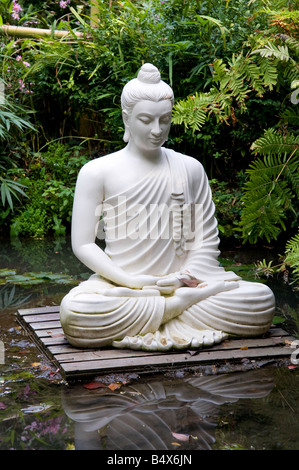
[151, 121, 162, 136]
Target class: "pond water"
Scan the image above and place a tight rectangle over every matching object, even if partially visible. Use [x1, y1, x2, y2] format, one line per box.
[0, 237, 299, 451]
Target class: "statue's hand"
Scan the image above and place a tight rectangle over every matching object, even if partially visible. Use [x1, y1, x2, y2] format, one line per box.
[125, 274, 162, 289]
[125, 274, 183, 294]
[155, 275, 184, 294]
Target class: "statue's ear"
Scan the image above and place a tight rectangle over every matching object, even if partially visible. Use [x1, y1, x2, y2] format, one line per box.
[122, 110, 129, 126]
[122, 110, 130, 142]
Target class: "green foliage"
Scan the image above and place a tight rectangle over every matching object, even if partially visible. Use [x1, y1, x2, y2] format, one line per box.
[172, 35, 297, 133]
[0, 0, 298, 245]
[10, 205, 50, 238]
[0, 172, 27, 211]
[1, 0, 277, 153]
[10, 143, 90, 238]
[0, 101, 35, 140]
[0, 98, 34, 212]
[254, 231, 299, 286]
[170, 1, 299, 259]
[0, 267, 77, 286]
[210, 176, 245, 239]
[285, 233, 299, 284]
[239, 129, 299, 244]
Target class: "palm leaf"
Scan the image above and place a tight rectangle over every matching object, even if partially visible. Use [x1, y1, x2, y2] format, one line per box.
[0, 179, 28, 210]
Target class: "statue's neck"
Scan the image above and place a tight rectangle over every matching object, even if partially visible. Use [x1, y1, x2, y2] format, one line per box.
[124, 141, 163, 165]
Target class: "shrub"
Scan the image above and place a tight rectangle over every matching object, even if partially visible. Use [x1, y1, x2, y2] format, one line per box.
[10, 143, 90, 238]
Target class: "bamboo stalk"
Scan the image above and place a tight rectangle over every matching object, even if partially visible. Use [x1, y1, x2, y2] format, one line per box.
[0, 24, 84, 39]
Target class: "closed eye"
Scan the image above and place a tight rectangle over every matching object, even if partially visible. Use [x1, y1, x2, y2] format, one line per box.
[160, 116, 171, 124]
[138, 117, 152, 124]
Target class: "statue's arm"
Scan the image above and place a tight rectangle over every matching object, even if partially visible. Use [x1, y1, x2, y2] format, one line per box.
[71, 161, 160, 289]
[71, 162, 131, 286]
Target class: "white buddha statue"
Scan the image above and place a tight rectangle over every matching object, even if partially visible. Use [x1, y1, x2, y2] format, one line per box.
[60, 63, 275, 351]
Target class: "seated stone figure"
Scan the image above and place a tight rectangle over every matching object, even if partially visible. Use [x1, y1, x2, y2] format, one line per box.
[60, 63, 275, 351]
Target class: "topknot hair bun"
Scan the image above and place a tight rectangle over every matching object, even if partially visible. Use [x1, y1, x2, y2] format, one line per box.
[137, 63, 161, 84]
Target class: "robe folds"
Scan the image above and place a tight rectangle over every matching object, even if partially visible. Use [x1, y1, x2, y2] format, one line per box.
[60, 149, 275, 350]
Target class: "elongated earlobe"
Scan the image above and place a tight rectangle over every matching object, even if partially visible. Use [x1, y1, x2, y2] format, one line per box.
[122, 110, 130, 142]
[123, 128, 130, 142]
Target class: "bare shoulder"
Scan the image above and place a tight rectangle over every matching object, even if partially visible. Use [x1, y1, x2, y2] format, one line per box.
[169, 149, 205, 174]
[185, 154, 204, 172]
[77, 150, 123, 182]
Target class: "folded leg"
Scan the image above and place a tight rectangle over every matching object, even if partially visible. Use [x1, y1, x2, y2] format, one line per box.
[114, 281, 275, 351]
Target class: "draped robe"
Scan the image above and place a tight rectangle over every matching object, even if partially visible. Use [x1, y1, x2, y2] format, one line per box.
[60, 149, 275, 350]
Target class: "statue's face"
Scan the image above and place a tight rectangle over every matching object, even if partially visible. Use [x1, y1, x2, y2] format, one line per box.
[124, 99, 172, 151]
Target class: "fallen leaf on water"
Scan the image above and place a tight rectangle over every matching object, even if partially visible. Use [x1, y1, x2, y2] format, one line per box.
[284, 339, 294, 345]
[171, 442, 181, 446]
[108, 382, 122, 391]
[83, 382, 106, 390]
[188, 350, 199, 356]
[65, 443, 75, 450]
[171, 432, 190, 442]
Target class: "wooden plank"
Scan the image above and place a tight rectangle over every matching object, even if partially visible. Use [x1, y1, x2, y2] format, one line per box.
[52, 336, 292, 364]
[34, 328, 65, 338]
[16, 306, 297, 381]
[45, 329, 290, 356]
[39, 336, 69, 346]
[268, 327, 290, 337]
[18, 306, 60, 316]
[29, 320, 61, 330]
[22, 313, 60, 323]
[60, 346, 295, 379]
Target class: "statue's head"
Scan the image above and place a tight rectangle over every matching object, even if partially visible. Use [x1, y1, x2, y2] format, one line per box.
[121, 63, 174, 142]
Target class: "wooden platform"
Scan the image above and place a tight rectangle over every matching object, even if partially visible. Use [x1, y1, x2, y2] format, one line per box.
[16, 306, 296, 381]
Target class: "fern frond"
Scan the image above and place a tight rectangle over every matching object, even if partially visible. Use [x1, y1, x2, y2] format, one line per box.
[239, 189, 289, 243]
[239, 128, 299, 244]
[172, 93, 209, 131]
[284, 232, 299, 283]
[252, 41, 295, 63]
[280, 107, 299, 127]
[258, 59, 278, 90]
[250, 128, 299, 156]
[243, 61, 265, 96]
[284, 36, 299, 56]
[211, 59, 229, 83]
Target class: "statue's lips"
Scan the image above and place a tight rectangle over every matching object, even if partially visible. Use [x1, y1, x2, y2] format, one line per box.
[149, 138, 163, 145]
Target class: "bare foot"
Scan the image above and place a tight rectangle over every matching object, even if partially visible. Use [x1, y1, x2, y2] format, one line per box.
[176, 281, 238, 306]
[162, 281, 239, 324]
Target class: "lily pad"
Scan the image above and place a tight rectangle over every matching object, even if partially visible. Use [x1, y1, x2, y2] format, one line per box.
[1, 269, 76, 286]
[0, 269, 17, 277]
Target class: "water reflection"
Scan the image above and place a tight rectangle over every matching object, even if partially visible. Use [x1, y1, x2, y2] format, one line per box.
[62, 370, 274, 450]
